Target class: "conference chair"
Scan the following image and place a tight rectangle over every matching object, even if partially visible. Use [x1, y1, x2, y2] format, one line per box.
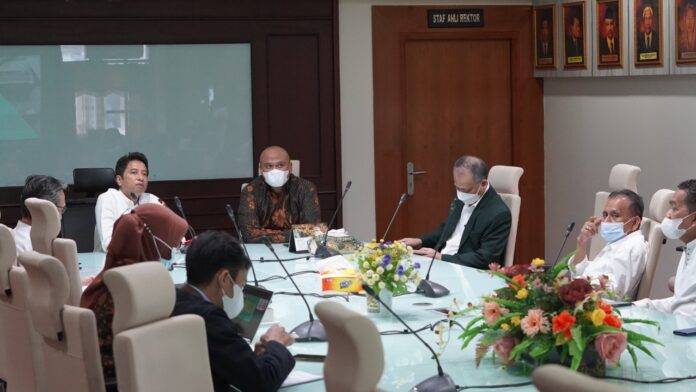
[635, 189, 674, 300]
[0, 225, 44, 392]
[241, 159, 301, 191]
[589, 164, 641, 259]
[532, 364, 628, 392]
[24, 198, 82, 306]
[68, 168, 116, 252]
[315, 301, 384, 392]
[73, 168, 116, 198]
[488, 165, 524, 267]
[19, 251, 105, 392]
[104, 262, 213, 392]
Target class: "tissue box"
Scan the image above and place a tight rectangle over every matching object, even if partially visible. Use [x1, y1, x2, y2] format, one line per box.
[321, 272, 362, 293]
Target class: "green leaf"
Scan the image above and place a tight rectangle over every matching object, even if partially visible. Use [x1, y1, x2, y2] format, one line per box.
[463, 315, 484, 332]
[626, 330, 664, 346]
[627, 340, 656, 360]
[509, 339, 534, 361]
[621, 318, 660, 328]
[461, 326, 486, 349]
[626, 345, 638, 371]
[529, 339, 553, 359]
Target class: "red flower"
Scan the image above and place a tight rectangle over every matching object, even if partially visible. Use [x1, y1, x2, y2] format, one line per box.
[511, 274, 527, 288]
[558, 279, 593, 306]
[604, 314, 622, 329]
[552, 310, 576, 339]
[501, 264, 530, 277]
[597, 300, 613, 315]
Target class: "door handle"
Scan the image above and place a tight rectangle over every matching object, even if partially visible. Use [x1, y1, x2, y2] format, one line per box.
[407, 161, 427, 196]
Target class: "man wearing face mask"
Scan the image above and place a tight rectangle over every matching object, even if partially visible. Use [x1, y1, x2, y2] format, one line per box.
[635, 179, 696, 315]
[399, 155, 512, 269]
[238, 146, 321, 243]
[569, 190, 647, 300]
[171, 231, 296, 392]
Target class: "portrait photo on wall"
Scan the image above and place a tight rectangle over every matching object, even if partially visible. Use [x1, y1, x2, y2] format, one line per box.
[563, 2, 586, 68]
[676, 0, 696, 64]
[534, 5, 556, 69]
[634, 0, 662, 66]
[597, 0, 622, 67]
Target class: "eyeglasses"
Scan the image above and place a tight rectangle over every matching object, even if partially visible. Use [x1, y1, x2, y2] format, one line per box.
[260, 161, 289, 171]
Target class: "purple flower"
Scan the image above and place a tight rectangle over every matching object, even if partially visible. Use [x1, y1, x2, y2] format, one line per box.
[397, 265, 405, 276]
[414, 262, 421, 269]
[381, 255, 392, 266]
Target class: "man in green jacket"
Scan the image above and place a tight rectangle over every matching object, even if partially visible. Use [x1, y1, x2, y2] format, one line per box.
[400, 155, 511, 269]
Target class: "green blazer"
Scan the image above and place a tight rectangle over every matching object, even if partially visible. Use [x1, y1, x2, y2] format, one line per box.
[420, 186, 512, 269]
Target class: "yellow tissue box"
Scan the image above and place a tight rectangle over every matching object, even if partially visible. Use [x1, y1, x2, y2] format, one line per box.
[321, 272, 362, 293]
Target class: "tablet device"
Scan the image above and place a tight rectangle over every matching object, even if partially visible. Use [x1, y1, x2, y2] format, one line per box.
[232, 285, 273, 341]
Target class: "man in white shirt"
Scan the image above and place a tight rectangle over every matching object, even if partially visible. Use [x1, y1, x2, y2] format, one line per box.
[94, 152, 162, 252]
[635, 179, 696, 316]
[14, 175, 67, 254]
[570, 189, 647, 300]
[399, 155, 512, 269]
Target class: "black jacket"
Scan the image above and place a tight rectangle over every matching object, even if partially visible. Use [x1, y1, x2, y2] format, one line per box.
[420, 186, 511, 269]
[171, 286, 295, 392]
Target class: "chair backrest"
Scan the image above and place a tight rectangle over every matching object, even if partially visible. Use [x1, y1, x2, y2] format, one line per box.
[73, 168, 116, 197]
[636, 189, 674, 300]
[104, 262, 213, 392]
[589, 164, 641, 259]
[315, 301, 384, 392]
[19, 251, 105, 392]
[488, 165, 524, 266]
[24, 198, 82, 306]
[532, 364, 628, 392]
[241, 159, 301, 191]
[0, 225, 44, 392]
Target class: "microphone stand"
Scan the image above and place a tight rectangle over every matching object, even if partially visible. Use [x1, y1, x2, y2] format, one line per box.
[363, 285, 456, 392]
[416, 233, 450, 298]
[315, 180, 352, 259]
[381, 193, 408, 241]
[174, 196, 197, 239]
[548, 222, 576, 269]
[225, 204, 259, 287]
[262, 237, 326, 342]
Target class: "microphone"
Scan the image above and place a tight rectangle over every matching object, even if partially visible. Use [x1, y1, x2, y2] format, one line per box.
[381, 193, 408, 241]
[174, 196, 197, 239]
[363, 285, 456, 392]
[261, 237, 326, 342]
[315, 180, 352, 259]
[225, 204, 259, 287]
[549, 222, 575, 269]
[416, 230, 450, 298]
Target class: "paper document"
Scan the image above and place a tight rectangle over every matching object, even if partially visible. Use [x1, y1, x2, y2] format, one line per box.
[280, 370, 323, 388]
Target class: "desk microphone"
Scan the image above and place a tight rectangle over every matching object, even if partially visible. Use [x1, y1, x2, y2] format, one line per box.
[549, 221, 575, 269]
[225, 204, 259, 287]
[382, 193, 407, 241]
[262, 237, 326, 342]
[363, 285, 456, 392]
[417, 229, 450, 298]
[174, 196, 197, 239]
[315, 180, 352, 259]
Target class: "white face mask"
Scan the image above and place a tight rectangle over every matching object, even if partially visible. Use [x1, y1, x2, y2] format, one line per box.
[457, 183, 482, 205]
[661, 213, 695, 240]
[222, 279, 245, 319]
[262, 169, 289, 188]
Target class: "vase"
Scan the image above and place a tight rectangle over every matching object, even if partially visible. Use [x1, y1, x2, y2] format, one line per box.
[366, 289, 393, 316]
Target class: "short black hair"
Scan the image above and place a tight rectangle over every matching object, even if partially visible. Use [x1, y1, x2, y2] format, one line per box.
[115, 152, 149, 177]
[20, 175, 65, 219]
[185, 231, 252, 285]
[453, 155, 489, 182]
[608, 189, 644, 218]
[678, 179, 696, 213]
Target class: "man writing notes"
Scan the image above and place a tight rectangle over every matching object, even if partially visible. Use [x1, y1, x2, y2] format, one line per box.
[569, 190, 647, 300]
[238, 146, 321, 243]
[400, 155, 511, 269]
[94, 152, 162, 252]
[635, 180, 696, 316]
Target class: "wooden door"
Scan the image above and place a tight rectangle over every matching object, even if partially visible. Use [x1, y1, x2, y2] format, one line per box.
[373, 6, 544, 264]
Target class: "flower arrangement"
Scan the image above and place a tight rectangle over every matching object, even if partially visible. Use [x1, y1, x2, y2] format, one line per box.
[457, 258, 662, 375]
[353, 240, 420, 295]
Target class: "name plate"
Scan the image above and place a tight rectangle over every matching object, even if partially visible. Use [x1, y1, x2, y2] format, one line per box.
[639, 52, 658, 61]
[427, 9, 484, 28]
[567, 56, 584, 64]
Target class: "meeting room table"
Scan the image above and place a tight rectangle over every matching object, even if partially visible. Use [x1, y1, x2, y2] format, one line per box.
[78, 244, 696, 391]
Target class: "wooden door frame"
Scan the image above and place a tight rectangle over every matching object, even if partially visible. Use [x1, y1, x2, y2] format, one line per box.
[373, 5, 544, 264]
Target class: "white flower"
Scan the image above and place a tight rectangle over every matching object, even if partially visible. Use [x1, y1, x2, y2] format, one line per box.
[363, 261, 370, 269]
[366, 270, 374, 278]
[373, 275, 380, 282]
[401, 276, 407, 283]
[393, 275, 399, 282]
[376, 266, 384, 275]
[386, 264, 393, 271]
[378, 281, 386, 289]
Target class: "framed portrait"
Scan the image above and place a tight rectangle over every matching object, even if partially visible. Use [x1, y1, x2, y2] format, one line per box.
[676, 0, 696, 64]
[534, 5, 556, 69]
[563, 1, 587, 69]
[597, 0, 622, 67]
[634, 0, 662, 66]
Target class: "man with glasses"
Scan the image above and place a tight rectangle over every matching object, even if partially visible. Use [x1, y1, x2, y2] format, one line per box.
[13, 174, 67, 254]
[569, 189, 647, 300]
[238, 146, 320, 243]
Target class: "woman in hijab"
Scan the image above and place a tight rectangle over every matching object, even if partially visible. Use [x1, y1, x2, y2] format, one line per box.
[81, 203, 188, 380]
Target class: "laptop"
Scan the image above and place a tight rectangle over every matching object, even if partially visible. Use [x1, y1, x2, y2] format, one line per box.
[232, 285, 273, 341]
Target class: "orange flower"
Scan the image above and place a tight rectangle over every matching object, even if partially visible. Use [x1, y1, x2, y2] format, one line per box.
[511, 274, 526, 288]
[552, 310, 576, 339]
[597, 300, 613, 315]
[604, 314, 622, 329]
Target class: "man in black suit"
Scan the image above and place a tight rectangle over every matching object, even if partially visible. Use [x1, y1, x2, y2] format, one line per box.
[171, 231, 296, 392]
[637, 5, 659, 54]
[400, 155, 512, 269]
[565, 16, 584, 58]
[599, 7, 619, 57]
[537, 19, 553, 59]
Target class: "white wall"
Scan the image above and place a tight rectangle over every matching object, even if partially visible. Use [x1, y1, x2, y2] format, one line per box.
[338, 0, 532, 241]
[544, 76, 696, 298]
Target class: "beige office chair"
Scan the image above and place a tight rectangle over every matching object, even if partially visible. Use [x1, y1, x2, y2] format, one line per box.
[635, 189, 674, 300]
[24, 198, 82, 306]
[532, 364, 628, 392]
[315, 301, 384, 392]
[589, 164, 642, 259]
[0, 225, 45, 392]
[488, 165, 524, 267]
[241, 159, 301, 191]
[104, 262, 213, 392]
[19, 251, 105, 392]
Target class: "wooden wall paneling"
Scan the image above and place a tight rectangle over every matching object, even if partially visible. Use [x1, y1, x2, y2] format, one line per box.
[593, 0, 630, 76]
[534, 0, 561, 78]
[629, 0, 670, 75]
